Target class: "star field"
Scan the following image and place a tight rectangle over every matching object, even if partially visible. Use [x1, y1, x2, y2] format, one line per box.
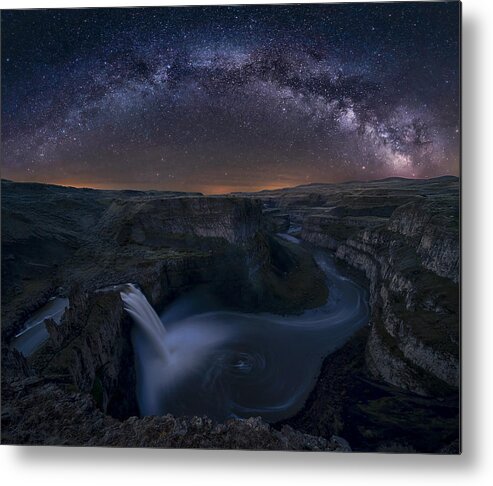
[1, 3, 460, 193]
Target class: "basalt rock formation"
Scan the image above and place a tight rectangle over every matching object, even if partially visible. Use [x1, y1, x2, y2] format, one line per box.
[1, 377, 346, 450]
[1, 179, 331, 448]
[99, 196, 263, 246]
[335, 197, 459, 395]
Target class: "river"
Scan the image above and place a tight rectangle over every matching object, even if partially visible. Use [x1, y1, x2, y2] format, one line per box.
[13, 297, 69, 357]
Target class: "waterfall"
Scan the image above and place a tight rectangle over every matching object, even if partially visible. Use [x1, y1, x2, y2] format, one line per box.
[120, 284, 170, 361]
[119, 255, 369, 420]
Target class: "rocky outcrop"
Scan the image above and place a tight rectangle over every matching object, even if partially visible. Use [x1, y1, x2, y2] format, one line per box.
[328, 206, 458, 395]
[0, 379, 347, 450]
[377, 298, 459, 387]
[302, 214, 390, 251]
[332, 200, 459, 395]
[27, 287, 138, 419]
[388, 200, 459, 282]
[98, 196, 263, 246]
[365, 319, 433, 396]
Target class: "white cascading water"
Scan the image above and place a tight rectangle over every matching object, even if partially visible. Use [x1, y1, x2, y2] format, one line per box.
[120, 284, 170, 362]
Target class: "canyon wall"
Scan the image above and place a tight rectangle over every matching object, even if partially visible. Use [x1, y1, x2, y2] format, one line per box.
[279, 178, 460, 397]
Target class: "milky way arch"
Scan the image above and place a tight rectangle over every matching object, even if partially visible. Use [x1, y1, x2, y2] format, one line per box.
[1, 3, 460, 193]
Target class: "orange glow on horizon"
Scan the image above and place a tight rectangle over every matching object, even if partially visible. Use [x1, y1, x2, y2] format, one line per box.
[4, 170, 460, 195]
[9, 177, 311, 195]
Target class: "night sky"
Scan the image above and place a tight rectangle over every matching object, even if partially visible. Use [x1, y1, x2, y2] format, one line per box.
[1, 2, 460, 194]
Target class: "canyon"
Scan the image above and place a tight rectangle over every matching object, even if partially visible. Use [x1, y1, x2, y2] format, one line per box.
[1, 176, 459, 452]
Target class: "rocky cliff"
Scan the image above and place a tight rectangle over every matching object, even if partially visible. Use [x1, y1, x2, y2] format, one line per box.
[251, 177, 459, 397]
[1, 377, 347, 450]
[1, 180, 330, 448]
[335, 198, 459, 395]
[98, 196, 263, 246]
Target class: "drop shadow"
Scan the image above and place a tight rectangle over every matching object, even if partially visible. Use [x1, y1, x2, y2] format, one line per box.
[459, 6, 480, 468]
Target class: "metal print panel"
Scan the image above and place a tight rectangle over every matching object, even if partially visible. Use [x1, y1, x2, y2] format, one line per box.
[0, 1, 461, 453]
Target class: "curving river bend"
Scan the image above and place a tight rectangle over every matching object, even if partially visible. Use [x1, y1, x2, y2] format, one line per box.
[125, 236, 370, 423]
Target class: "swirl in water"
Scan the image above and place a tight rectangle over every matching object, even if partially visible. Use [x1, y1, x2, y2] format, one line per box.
[122, 246, 369, 422]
